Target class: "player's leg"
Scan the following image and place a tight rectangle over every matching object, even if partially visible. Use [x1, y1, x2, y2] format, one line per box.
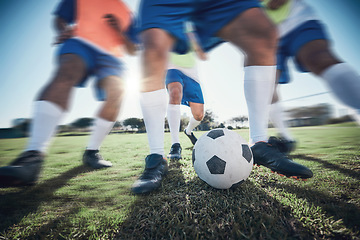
[181, 75, 204, 145]
[140, 28, 175, 155]
[96, 76, 124, 122]
[131, 29, 174, 194]
[167, 81, 183, 145]
[167, 81, 183, 160]
[83, 75, 125, 169]
[297, 39, 360, 123]
[184, 102, 204, 145]
[297, 39, 340, 75]
[217, 8, 312, 179]
[217, 7, 277, 144]
[0, 53, 86, 187]
[268, 71, 296, 154]
[31, 54, 86, 152]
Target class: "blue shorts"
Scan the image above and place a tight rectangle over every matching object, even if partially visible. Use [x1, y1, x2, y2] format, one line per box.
[57, 39, 124, 100]
[277, 20, 329, 84]
[166, 69, 204, 107]
[139, 0, 260, 54]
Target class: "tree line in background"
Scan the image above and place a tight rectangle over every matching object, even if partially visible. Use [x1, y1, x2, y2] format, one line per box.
[7, 109, 248, 137]
[3, 103, 355, 138]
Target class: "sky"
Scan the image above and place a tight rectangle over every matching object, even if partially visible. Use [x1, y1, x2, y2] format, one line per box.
[0, 0, 359, 128]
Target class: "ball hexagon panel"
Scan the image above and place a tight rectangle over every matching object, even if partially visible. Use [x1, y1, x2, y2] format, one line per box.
[206, 155, 226, 174]
[241, 144, 253, 163]
[206, 129, 225, 139]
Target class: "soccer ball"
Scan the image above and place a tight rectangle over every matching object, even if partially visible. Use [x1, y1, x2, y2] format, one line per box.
[192, 128, 253, 189]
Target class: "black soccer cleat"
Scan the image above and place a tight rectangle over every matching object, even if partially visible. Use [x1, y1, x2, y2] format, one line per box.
[82, 150, 112, 169]
[131, 154, 168, 194]
[0, 150, 44, 187]
[251, 141, 313, 179]
[184, 129, 198, 145]
[268, 136, 296, 155]
[167, 143, 182, 160]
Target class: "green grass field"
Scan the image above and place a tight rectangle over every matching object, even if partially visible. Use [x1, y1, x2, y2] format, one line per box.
[0, 123, 359, 239]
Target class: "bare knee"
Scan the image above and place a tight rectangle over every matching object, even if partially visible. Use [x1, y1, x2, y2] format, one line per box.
[38, 54, 86, 109]
[244, 23, 278, 65]
[169, 88, 182, 104]
[142, 29, 171, 61]
[218, 8, 278, 65]
[102, 76, 125, 105]
[297, 40, 341, 75]
[141, 29, 173, 72]
[193, 112, 204, 121]
[263, 24, 278, 52]
[249, 19, 278, 51]
[98, 76, 124, 121]
[190, 103, 204, 121]
[168, 83, 182, 104]
[140, 29, 174, 91]
[52, 54, 86, 86]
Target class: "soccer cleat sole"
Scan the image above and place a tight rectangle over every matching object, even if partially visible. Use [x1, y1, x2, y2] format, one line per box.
[271, 170, 308, 181]
[253, 164, 309, 180]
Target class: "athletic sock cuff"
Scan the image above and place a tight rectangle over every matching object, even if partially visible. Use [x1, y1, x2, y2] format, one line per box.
[35, 100, 64, 116]
[321, 63, 349, 80]
[140, 89, 167, 107]
[244, 66, 276, 82]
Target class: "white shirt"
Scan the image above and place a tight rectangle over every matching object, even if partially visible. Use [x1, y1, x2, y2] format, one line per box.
[168, 52, 200, 83]
[277, 0, 319, 37]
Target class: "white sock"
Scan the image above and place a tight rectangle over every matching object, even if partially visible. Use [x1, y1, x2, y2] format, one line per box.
[244, 66, 276, 145]
[350, 109, 360, 126]
[185, 116, 201, 135]
[86, 118, 115, 150]
[354, 113, 360, 126]
[321, 63, 360, 111]
[140, 89, 167, 156]
[26, 101, 65, 153]
[269, 102, 294, 141]
[167, 104, 181, 144]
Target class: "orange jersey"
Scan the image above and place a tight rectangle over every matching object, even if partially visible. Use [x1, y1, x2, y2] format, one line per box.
[75, 0, 132, 57]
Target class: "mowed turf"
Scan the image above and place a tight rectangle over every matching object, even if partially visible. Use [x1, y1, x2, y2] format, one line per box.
[0, 123, 359, 239]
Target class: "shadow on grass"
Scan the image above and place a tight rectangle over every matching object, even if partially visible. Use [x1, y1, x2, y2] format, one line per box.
[269, 180, 360, 235]
[115, 161, 311, 239]
[292, 154, 360, 180]
[0, 165, 91, 232]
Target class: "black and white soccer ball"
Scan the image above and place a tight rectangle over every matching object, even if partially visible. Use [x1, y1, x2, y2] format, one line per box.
[192, 128, 253, 189]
